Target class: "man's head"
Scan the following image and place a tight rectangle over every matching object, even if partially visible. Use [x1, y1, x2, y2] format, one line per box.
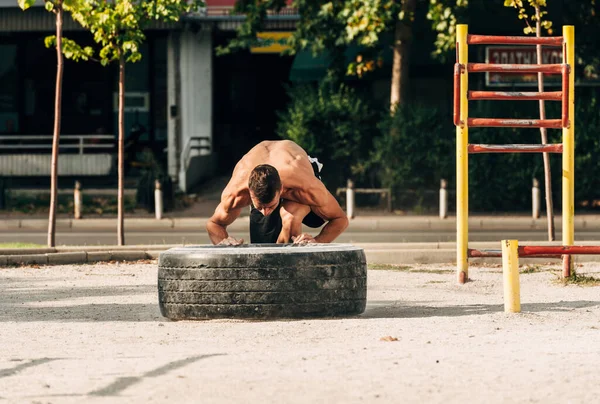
[248, 164, 282, 216]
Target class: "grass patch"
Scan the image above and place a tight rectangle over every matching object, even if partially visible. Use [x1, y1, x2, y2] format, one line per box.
[0, 242, 44, 248]
[367, 264, 451, 274]
[368, 264, 411, 271]
[561, 271, 600, 286]
[520, 264, 545, 274]
[409, 268, 451, 274]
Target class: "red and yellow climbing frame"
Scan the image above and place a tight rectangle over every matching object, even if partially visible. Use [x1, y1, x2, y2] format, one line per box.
[453, 24, 575, 284]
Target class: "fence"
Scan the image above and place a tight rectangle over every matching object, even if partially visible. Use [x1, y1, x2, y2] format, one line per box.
[0, 134, 114, 176]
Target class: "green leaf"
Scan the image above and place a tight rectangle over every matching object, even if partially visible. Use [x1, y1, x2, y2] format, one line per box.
[17, 0, 36, 10]
[45, 1, 54, 12]
[44, 35, 56, 48]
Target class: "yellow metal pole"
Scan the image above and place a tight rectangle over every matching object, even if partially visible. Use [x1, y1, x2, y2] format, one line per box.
[456, 24, 469, 284]
[562, 26, 575, 277]
[502, 240, 521, 313]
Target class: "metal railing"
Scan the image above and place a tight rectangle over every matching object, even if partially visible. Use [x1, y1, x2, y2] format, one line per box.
[181, 136, 211, 170]
[0, 134, 114, 154]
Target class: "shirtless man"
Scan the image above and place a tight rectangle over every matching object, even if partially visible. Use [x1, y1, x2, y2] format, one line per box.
[206, 140, 348, 245]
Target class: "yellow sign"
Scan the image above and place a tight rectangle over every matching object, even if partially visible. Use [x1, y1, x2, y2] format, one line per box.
[250, 32, 292, 54]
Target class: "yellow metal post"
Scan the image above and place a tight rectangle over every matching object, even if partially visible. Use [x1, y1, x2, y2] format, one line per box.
[501, 240, 521, 313]
[456, 24, 469, 284]
[562, 26, 575, 277]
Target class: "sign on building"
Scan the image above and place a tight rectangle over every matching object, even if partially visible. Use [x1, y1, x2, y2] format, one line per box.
[250, 32, 292, 54]
[485, 45, 600, 87]
[485, 46, 563, 87]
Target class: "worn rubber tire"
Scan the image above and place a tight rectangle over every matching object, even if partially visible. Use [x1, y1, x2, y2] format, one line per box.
[158, 244, 367, 320]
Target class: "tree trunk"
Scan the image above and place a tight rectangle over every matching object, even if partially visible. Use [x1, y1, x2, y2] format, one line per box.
[535, 6, 555, 241]
[390, 0, 417, 110]
[117, 54, 125, 245]
[48, 4, 64, 247]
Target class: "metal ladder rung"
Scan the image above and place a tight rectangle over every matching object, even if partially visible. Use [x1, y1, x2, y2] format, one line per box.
[468, 91, 563, 101]
[468, 144, 563, 154]
[467, 34, 563, 46]
[468, 63, 564, 74]
[467, 118, 563, 128]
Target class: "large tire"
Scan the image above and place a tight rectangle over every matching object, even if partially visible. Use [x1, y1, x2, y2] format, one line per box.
[158, 244, 367, 320]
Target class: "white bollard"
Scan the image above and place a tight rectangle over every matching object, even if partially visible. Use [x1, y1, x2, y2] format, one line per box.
[439, 179, 448, 219]
[532, 178, 540, 219]
[154, 179, 163, 220]
[346, 179, 355, 219]
[74, 180, 82, 220]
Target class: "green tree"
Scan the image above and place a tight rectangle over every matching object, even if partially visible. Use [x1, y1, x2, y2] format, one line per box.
[216, 0, 468, 110]
[17, 0, 91, 247]
[65, 0, 203, 245]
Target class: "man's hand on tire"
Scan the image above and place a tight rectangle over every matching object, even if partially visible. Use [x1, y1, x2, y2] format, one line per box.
[218, 237, 244, 246]
[292, 234, 316, 245]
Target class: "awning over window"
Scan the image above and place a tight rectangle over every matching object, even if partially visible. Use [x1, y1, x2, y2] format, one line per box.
[289, 43, 394, 82]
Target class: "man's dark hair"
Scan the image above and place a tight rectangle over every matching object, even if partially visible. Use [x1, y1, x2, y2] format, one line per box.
[248, 164, 282, 204]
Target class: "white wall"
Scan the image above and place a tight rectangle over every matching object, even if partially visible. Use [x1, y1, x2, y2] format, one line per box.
[167, 26, 214, 193]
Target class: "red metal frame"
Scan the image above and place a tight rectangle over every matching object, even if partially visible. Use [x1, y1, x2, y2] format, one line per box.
[454, 35, 571, 157]
[468, 63, 563, 74]
[469, 91, 562, 101]
[520, 246, 600, 256]
[468, 144, 563, 154]
[467, 34, 563, 46]
[468, 249, 560, 258]
[467, 118, 563, 129]
[469, 245, 600, 258]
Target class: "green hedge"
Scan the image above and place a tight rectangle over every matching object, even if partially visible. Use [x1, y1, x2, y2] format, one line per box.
[276, 82, 378, 189]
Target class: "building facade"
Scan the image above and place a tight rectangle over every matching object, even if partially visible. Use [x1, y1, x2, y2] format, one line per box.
[0, 0, 298, 193]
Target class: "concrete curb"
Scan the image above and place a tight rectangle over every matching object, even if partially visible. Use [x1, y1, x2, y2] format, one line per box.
[2, 241, 600, 267]
[0, 250, 157, 267]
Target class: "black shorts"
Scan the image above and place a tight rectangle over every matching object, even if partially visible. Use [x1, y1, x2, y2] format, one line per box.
[249, 205, 326, 244]
[249, 159, 326, 244]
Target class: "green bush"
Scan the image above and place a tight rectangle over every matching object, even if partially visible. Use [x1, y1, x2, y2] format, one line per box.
[276, 81, 378, 188]
[4, 192, 137, 215]
[573, 94, 600, 208]
[369, 104, 454, 210]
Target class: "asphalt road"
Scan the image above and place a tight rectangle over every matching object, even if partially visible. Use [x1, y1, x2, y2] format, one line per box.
[0, 229, 595, 246]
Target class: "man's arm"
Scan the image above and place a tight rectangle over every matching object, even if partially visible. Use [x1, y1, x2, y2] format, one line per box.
[310, 190, 349, 243]
[206, 202, 243, 245]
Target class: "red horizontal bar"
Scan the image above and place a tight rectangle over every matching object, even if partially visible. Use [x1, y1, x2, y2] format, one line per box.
[469, 91, 562, 101]
[468, 144, 563, 154]
[467, 249, 560, 259]
[467, 34, 563, 46]
[519, 246, 600, 256]
[468, 118, 563, 128]
[468, 63, 563, 74]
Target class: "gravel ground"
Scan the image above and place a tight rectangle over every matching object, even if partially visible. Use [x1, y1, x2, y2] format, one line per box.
[1, 260, 599, 404]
